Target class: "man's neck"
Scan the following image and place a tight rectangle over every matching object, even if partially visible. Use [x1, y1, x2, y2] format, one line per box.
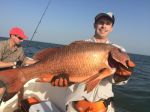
[9, 38, 16, 49]
[94, 35, 109, 43]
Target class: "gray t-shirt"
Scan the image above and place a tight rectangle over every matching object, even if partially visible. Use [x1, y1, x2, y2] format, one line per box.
[0, 39, 25, 62]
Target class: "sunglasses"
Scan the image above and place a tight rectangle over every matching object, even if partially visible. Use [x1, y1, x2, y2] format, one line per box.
[15, 35, 23, 40]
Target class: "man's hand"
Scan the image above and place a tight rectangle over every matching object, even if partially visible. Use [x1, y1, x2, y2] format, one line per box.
[51, 74, 72, 87]
[13, 60, 23, 68]
[113, 60, 135, 83]
[16, 60, 23, 67]
[116, 60, 135, 76]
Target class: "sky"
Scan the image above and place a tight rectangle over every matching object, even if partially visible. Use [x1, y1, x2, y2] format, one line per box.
[0, 0, 150, 56]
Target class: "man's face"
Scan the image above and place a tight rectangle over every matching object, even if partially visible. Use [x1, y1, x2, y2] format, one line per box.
[11, 35, 24, 45]
[94, 17, 113, 38]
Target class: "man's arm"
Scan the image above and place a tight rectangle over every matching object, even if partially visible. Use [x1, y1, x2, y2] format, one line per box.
[0, 61, 15, 68]
[23, 57, 39, 66]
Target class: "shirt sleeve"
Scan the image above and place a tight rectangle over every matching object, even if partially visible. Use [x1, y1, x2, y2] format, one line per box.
[111, 43, 126, 52]
[0, 42, 5, 61]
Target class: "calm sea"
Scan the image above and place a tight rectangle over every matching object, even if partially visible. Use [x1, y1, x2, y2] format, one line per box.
[1, 37, 150, 112]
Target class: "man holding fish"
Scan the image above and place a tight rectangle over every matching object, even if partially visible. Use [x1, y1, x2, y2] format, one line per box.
[51, 12, 135, 112]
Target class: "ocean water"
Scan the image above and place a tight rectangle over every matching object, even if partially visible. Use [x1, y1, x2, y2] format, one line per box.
[114, 54, 150, 112]
[1, 38, 150, 112]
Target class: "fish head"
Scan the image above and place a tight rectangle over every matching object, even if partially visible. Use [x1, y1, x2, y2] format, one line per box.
[109, 47, 135, 76]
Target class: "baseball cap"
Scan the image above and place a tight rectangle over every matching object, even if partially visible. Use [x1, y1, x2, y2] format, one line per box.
[9, 27, 28, 39]
[95, 12, 115, 25]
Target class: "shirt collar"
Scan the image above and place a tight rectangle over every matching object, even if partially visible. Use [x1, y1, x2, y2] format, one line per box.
[91, 37, 110, 43]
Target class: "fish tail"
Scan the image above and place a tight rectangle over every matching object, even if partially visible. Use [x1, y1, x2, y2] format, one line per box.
[0, 68, 24, 101]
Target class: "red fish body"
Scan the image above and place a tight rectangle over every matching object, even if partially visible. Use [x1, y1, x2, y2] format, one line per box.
[0, 42, 135, 101]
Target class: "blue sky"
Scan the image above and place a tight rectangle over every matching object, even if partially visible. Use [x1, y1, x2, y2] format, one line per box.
[0, 0, 150, 56]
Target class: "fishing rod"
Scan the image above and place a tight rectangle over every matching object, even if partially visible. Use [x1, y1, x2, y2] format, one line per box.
[30, 0, 51, 41]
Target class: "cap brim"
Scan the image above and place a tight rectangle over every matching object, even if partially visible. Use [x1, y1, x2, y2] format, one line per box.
[19, 34, 27, 39]
[95, 13, 114, 24]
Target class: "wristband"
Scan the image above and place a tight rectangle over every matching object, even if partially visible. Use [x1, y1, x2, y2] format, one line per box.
[12, 62, 17, 68]
[13, 62, 17, 66]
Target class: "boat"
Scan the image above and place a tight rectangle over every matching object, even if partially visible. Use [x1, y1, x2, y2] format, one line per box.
[0, 78, 67, 112]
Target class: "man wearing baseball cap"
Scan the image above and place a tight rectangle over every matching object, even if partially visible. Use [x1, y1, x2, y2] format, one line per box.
[0, 27, 37, 70]
[49, 12, 131, 112]
[65, 12, 130, 112]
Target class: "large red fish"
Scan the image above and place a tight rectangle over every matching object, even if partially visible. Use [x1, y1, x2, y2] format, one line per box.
[0, 42, 135, 101]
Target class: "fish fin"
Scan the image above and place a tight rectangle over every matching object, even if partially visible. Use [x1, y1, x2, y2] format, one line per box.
[85, 68, 116, 93]
[85, 79, 101, 93]
[70, 40, 86, 45]
[0, 80, 24, 102]
[70, 40, 92, 45]
[36, 74, 53, 83]
[7, 79, 24, 93]
[0, 69, 25, 101]
[33, 47, 59, 60]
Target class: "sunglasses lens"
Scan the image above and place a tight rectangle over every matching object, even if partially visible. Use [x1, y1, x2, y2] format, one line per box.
[15, 35, 23, 40]
[18, 37, 23, 40]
